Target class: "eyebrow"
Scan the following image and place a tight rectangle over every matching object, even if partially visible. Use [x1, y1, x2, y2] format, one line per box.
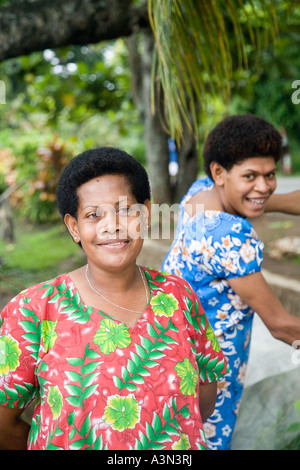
[243, 167, 277, 174]
[82, 199, 131, 210]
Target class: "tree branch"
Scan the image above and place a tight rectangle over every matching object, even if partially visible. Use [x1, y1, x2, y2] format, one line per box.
[0, 0, 149, 61]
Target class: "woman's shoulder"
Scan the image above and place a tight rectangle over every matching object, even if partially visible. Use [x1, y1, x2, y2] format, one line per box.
[184, 176, 214, 199]
[2, 273, 70, 311]
[21, 273, 70, 296]
[201, 212, 259, 244]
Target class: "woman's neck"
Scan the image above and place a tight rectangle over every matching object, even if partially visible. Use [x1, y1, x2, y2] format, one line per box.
[84, 261, 140, 294]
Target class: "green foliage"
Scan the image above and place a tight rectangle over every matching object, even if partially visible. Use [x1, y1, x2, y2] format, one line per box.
[148, 0, 279, 144]
[0, 41, 131, 127]
[0, 219, 83, 293]
[0, 129, 74, 222]
[284, 400, 300, 450]
[0, 223, 80, 271]
[228, 4, 300, 169]
[0, 39, 145, 224]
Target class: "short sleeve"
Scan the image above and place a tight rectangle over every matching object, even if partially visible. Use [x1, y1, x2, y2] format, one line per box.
[188, 214, 264, 280]
[182, 281, 229, 384]
[0, 294, 40, 408]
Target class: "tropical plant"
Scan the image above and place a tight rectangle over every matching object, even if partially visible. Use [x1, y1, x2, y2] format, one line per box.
[284, 400, 300, 450]
[148, 0, 281, 144]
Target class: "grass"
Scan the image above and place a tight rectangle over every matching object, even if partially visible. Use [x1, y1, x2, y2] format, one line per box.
[0, 218, 84, 295]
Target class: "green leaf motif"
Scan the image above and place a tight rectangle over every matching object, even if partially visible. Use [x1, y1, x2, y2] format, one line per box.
[205, 323, 221, 352]
[103, 394, 141, 431]
[144, 270, 167, 290]
[47, 385, 63, 419]
[40, 281, 94, 324]
[65, 344, 100, 409]
[0, 335, 21, 376]
[134, 398, 191, 450]
[150, 292, 179, 317]
[93, 318, 131, 355]
[172, 433, 191, 450]
[41, 320, 58, 353]
[113, 318, 178, 391]
[174, 358, 198, 397]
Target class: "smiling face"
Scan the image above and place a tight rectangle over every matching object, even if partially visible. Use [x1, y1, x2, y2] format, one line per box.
[64, 174, 151, 272]
[211, 156, 277, 218]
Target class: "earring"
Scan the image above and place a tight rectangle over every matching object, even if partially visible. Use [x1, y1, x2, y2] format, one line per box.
[74, 237, 78, 242]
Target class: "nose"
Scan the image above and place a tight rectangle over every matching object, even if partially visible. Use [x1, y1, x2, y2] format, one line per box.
[96, 206, 120, 235]
[254, 176, 271, 193]
[104, 208, 120, 233]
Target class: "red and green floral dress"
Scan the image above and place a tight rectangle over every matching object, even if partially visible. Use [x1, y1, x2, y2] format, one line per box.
[0, 267, 228, 450]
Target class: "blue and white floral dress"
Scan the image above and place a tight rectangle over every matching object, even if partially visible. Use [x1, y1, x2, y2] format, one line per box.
[162, 177, 264, 450]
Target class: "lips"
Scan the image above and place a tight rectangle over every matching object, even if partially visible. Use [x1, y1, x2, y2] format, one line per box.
[98, 239, 130, 248]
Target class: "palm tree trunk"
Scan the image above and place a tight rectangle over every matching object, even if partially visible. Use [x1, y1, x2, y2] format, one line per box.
[127, 30, 198, 204]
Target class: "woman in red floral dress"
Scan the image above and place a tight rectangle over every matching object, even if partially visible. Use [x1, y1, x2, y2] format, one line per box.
[0, 147, 228, 450]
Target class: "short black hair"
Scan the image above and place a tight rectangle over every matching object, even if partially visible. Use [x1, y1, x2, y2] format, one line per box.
[56, 147, 151, 219]
[203, 114, 282, 178]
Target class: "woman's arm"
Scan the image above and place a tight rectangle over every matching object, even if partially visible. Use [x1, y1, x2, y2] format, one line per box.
[0, 405, 30, 450]
[199, 381, 217, 422]
[228, 271, 300, 346]
[265, 191, 300, 215]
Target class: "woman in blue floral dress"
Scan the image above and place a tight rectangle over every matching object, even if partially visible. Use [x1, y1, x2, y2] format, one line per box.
[162, 114, 300, 449]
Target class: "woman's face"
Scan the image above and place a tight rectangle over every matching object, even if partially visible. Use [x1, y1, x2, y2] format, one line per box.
[213, 156, 277, 218]
[65, 174, 151, 272]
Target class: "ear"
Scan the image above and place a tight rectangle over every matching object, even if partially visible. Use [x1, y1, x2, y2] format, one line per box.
[64, 213, 80, 243]
[143, 199, 152, 227]
[210, 162, 226, 187]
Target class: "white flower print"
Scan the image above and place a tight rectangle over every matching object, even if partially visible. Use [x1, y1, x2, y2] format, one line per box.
[221, 235, 234, 251]
[232, 222, 242, 233]
[227, 293, 248, 311]
[190, 236, 216, 262]
[239, 239, 256, 263]
[208, 297, 219, 307]
[209, 279, 229, 294]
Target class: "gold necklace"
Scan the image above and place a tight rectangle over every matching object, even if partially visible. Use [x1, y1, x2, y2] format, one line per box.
[85, 264, 149, 314]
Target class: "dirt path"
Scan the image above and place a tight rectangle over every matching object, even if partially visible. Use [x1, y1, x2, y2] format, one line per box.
[252, 212, 300, 281]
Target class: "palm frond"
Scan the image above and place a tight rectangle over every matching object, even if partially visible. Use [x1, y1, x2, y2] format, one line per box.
[148, 0, 279, 145]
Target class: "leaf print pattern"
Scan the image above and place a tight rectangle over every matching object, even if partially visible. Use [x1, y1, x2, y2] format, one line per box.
[150, 292, 179, 317]
[103, 394, 141, 431]
[41, 320, 57, 353]
[205, 323, 221, 352]
[0, 335, 21, 376]
[172, 432, 191, 450]
[0, 268, 228, 450]
[113, 317, 179, 391]
[47, 386, 63, 419]
[93, 318, 131, 354]
[134, 399, 191, 450]
[175, 358, 198, 397]
[65, 344, 100, 409]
